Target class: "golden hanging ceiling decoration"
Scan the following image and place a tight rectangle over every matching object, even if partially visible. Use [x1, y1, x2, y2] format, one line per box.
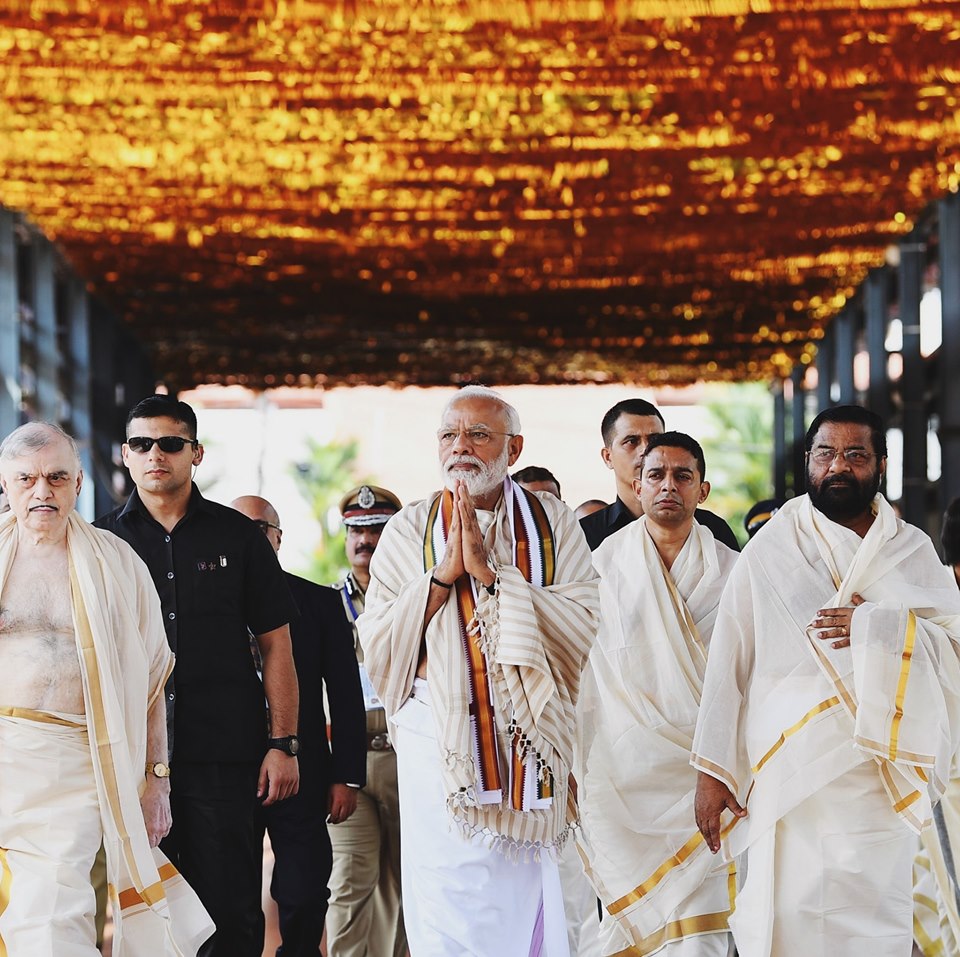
[1, 0, 959, 388]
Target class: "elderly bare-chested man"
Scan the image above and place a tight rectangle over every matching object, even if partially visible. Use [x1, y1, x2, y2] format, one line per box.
[0, 422, 211, 956]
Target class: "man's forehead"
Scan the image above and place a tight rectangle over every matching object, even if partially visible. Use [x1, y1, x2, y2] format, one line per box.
[812, 421, 874, 448]
[441, 399, 507, 428]
[2, 441, 77, 474]
[128, 415, 192, 436]
[613, 413, 664, 440]
[643, 446, 697, 470]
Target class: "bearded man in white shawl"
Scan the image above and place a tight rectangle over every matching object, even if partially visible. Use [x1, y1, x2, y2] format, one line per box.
[577, 431, 738, 956]
[693, 405, 960, 957]
[0, 422, 212, 956]
[359, 386, 600, 957]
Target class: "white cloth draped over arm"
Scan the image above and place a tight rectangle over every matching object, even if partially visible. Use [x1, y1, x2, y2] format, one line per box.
[483, 500, 599, 763]
[690, 555, 756, 802]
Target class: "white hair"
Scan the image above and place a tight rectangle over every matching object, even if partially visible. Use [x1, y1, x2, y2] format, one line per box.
[441, 386, 521, 435]
[0, 421, 82, 470]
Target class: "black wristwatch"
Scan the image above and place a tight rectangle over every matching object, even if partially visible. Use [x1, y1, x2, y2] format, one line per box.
[268, 735, 300, 756]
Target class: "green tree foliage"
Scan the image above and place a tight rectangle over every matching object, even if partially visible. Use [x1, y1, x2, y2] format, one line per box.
[700, 383, 775, 547]
[290, 437, 369, 584]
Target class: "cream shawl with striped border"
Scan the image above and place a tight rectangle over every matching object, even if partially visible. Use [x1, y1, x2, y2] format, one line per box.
[359, 484, 599, 855]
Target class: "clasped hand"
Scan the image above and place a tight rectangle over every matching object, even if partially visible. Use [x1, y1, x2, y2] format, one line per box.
[810, 592, 865, 649]
[433, 481, 495, 588]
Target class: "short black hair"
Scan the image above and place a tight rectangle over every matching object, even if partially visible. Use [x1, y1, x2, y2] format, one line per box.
[642, 431, 707, 481]
[512, 465, 561, 499]
[943, 497, 960, 565]
[805, 405, 886, 458]
[126, 394, 198, 439]
[600, 399, 665, 446]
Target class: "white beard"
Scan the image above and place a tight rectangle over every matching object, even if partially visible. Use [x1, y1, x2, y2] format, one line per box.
[441, 447, 509, 500]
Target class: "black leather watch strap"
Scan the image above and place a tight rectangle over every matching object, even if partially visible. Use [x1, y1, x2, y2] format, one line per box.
[268, 735, 300, 756]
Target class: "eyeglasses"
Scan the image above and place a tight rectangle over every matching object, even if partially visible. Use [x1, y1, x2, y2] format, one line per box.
[254, 519, 282, 534]
[126, 435, 199, 454]
[807, 447, 878, 467]
[436, 428, 515, 448]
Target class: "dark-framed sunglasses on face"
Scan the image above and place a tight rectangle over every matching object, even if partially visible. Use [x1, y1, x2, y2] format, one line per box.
[126, 436, 200, 454]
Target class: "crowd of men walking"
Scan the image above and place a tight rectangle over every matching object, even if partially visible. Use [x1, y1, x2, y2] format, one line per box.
[0, 386, 959, 957]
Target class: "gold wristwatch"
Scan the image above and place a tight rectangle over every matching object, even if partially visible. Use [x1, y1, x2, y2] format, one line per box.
[146, 761, 171, 778]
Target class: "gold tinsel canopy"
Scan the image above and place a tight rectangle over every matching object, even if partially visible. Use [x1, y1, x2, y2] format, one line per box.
[1, 0, 959, 388]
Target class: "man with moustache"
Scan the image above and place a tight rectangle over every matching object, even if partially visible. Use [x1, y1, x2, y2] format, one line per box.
[579, 398, 738, 551]
[230, 494, 366, 957]
[577, 432, 738, 956]
[327, 484, 407, 957]
[0, 422, 212, 955]
[693, 406, 960, 956]
[359, 385, 600, 957]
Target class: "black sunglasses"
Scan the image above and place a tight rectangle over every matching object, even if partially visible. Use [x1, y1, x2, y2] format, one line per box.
[126, 436, 199, 454]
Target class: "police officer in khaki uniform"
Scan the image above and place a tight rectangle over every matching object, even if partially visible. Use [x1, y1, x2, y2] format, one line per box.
[327, 485, 407, 957]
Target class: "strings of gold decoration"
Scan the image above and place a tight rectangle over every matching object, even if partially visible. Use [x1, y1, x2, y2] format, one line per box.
[1, 0, 959, 388]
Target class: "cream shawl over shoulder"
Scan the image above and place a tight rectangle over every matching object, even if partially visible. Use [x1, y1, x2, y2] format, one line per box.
[692, 494, 960, 860]
[578, 517, 738, 951]
[359, 487, 599, 854]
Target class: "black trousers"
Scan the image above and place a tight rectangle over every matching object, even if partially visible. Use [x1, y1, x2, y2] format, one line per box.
[161, 761, 264, 957]
[257, 761, 333, 957]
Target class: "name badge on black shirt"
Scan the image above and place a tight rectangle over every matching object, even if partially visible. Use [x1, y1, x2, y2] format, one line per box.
[197, 555, 228, 571]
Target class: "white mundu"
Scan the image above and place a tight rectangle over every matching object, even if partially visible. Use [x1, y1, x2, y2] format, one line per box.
[0, 511, 213, 956]
[577, 516, 737, 956]
[692, 494, 960, 957]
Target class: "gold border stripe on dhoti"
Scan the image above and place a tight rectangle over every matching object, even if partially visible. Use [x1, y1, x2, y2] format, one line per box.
[117, 863, 179, 911]
[0, 707, 84, 728]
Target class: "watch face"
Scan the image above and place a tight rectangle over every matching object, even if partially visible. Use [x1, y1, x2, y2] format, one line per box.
[288, 736, 300, 756]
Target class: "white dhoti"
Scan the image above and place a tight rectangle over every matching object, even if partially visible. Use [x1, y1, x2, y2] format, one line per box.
[0, 709, 102, 956]
[392, 680, 568, 957]
[732, 762, 915, 957]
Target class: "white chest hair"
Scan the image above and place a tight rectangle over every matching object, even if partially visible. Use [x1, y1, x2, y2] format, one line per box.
[0, 547, 83, 712]
[0, 550, 74, 636]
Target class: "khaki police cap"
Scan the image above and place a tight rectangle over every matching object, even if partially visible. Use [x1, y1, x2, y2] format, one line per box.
[339, 484, 402, 527]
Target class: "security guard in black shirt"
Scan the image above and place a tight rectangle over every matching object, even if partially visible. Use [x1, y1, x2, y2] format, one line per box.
[579, 397, 740, 552]
[96, 394, 300, 957]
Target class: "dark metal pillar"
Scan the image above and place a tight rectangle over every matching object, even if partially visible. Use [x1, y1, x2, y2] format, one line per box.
[816, 323, 835, 413]
[865, 269, 891, 424]
[773, 379, 787, 501]
[900, 241, 927, 527]
[33, 240, 59, 421]
[791, 367, 806, 496]
[67, 276, 94, 519]
[0, 209, 19, 436]
[834, 307, 856, 405]
[940, 193, 960, 512]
